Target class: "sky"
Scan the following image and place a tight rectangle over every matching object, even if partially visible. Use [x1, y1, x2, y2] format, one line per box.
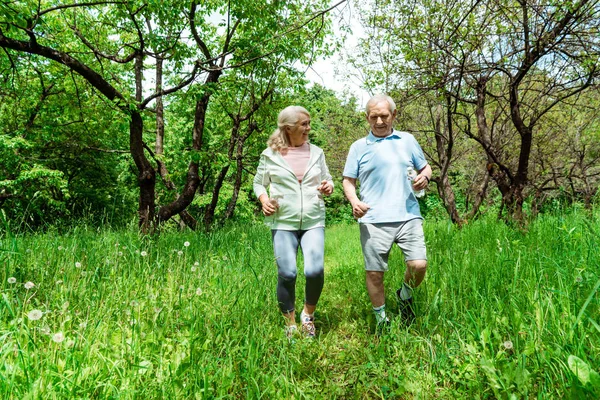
[302, 1, 371, 108]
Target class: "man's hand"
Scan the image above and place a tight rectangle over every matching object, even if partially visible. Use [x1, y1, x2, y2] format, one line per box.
[412, 174, 429, 191]
[351, 201, 370, 219]
[317, 180, 333, 196]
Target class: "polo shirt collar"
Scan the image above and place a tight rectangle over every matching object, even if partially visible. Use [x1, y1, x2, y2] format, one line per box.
[366, 130, 401, 144]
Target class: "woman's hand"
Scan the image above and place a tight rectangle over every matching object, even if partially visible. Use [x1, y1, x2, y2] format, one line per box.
[317, 180, 333, 196]
[262, 198, 279, 216]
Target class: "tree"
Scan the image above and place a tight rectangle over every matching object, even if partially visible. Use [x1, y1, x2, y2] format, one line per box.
[0, 0, 344, 231]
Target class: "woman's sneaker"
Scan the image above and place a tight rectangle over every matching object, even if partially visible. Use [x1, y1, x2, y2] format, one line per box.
[300, 311, 316, 338]
[285, 324, 298, 341]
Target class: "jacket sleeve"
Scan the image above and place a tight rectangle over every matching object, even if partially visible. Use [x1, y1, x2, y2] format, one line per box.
[320, 152, 334, 189]
[253, 152, 269, 199]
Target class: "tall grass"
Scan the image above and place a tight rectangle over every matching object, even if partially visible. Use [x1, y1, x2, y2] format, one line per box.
[1, 211, 599, 398]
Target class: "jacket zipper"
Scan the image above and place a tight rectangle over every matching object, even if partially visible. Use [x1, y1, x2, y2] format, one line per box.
[299, 157, 318, 230]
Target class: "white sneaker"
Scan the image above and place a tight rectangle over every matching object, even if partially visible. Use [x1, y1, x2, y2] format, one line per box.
[300, 311, 316, 338]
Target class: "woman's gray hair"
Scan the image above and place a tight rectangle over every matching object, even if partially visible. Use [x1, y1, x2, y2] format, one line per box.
[267, 105, 310, 152]
[365, 94, 396, 115]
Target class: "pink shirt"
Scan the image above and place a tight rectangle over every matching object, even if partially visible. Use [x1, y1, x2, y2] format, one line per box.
[282, 142, 310, 182]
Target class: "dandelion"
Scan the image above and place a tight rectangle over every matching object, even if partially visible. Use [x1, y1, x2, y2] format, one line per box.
[66, 339, 75, 348]
[52, 332, 65, 343]
[55, 280, 63, 285]
[140, 251, 148, 257]
[79, 321, 87, 329]
[191, 266, 197, 272]
[575, 275, 583, 283]
[130, 300, 139, 307]
[24, 281, 35, 290]
[118, 251, 123, 256]
[196, 288, 203, 296]
[7, 277, 16, 284]
[40, 326, 51, 335]
[75, 262, 82, 268]
[194, 261, 199, 266]
[503, 340, 513, 350]
[27, 309, 43, 321]
[58, 246, 64, 251]
[177, 251, 183, 256]
[184, 241, 190, 247]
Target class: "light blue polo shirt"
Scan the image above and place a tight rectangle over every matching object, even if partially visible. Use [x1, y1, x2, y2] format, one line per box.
[343, 130, 428, 223]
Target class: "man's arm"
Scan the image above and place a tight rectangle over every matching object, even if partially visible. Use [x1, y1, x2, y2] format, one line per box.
[413, 164, 432, 191]
[342, 177, 370, 219]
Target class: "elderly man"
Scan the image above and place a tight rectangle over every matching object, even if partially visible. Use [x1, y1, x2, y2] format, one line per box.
[342, 94, 432, 329]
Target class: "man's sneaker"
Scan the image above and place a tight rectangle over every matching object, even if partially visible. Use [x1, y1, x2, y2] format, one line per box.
[396, 290, 416, 325]
[300, 312, 316, 338]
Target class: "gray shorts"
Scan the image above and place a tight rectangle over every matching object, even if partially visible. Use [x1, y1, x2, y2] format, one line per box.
[359, 219, 427, 272]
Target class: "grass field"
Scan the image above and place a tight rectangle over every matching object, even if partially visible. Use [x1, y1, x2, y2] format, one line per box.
[1, 211, 599, 398]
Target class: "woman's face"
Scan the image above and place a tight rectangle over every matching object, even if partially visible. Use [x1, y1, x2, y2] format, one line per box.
[287, 113, 311, 146]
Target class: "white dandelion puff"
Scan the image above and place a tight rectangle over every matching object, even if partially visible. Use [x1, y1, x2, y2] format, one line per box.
[52, 332, 65, 343]
[184, 241, 190, 247]
[7, 277, 16, 284]
[177, 251, 183, 256]
[195, 288, 203, 296]
[27, 309, 43, 321]
[118, 251, 123, 256]
[191, 266, 197, 272]
[24, 281, 35, 290]
[503, 340, 513, 350]
[140, 251, 148, 257]
[75, 262, 82, 268]
[194, 261, 199, 266]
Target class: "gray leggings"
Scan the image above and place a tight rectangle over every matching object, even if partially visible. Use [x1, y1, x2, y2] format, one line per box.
[272, 227, 325, 313]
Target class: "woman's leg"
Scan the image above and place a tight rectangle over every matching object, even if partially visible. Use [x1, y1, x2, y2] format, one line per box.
[272, 230, 300, 325]
[299, 227, 325, 312]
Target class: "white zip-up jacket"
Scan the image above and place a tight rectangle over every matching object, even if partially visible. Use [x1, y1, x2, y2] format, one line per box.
[253, 144, 334, 230]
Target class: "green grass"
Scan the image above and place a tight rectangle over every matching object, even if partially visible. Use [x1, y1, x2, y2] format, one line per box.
[1, 211, 599, 398]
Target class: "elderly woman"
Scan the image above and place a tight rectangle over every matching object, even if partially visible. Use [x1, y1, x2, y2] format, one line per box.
[253, 105, 334, 339]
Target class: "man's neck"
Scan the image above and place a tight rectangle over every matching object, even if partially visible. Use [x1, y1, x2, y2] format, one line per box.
[371, 129, 394, 138]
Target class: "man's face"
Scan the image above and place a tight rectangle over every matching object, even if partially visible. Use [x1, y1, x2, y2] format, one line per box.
[366, 101, 396, 137]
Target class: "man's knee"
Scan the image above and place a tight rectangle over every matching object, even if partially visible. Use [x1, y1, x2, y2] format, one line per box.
[406, 259, 427, 273]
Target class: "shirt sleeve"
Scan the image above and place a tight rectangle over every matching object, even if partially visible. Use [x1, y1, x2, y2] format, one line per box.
[342, 143, 359, 179]
[253, 152, 269, 199]
[411, 136, 428, 171]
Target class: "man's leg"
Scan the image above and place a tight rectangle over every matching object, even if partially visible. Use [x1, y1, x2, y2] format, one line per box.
[396, 219, 427, 324]
[365, 270, 385, 307]
[360, 223, 394, 328]
[404, 259, 427, 288]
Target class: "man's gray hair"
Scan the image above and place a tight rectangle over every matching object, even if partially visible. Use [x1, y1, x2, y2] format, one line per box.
[365, 94, 396, 115]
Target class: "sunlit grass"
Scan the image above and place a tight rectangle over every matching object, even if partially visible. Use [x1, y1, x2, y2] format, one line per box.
[1, 211, 599, 398]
